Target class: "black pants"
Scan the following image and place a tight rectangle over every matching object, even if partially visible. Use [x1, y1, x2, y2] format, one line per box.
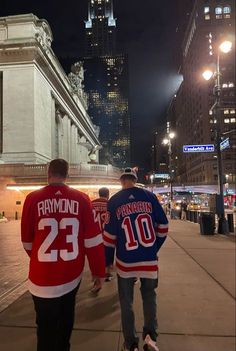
[32, 285, 80, 351]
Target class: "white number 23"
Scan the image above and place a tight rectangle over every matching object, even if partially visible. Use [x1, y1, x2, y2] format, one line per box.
[38, 218, 79, 262]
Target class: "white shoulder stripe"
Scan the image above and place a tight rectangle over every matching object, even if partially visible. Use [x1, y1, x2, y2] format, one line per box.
[84, 234, 103, 248]
[22, 242, 33, 250]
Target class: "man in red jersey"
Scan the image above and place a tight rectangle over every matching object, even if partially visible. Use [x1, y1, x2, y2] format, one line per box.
[92, 187, 113, 283]
[92, 187, 110, 231]
[21, 159, 105, 351]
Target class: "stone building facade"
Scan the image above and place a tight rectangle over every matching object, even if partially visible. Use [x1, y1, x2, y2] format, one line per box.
[0, 14, 101, 164]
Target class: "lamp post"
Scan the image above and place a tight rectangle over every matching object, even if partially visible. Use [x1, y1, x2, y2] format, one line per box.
[202, 40, 232, 234]
[163, 132, 176, 202]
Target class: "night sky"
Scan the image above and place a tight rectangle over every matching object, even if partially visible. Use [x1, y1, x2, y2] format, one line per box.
[1, 0, 193, 171]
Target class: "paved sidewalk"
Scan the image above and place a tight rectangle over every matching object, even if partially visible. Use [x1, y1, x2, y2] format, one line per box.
[0, 221, 28, 312]
[0, 220, 235, 351]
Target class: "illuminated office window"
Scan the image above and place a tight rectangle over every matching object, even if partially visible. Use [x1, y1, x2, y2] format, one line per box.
[223, 6, 231, 13]
[215, 6, 223, 14]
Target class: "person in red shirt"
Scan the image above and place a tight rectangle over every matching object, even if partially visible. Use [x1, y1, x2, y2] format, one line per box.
[92, 187, 113, 283]
[21, 159, 105, 351]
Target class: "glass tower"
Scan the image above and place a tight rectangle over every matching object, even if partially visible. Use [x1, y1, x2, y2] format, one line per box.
[84, 0, 130, 168]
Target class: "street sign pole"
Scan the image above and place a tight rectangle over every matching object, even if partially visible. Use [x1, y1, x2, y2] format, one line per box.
[214, 54, 229, 234]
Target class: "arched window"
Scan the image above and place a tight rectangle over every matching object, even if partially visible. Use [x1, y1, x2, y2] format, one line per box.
[215, 6, 223, 14]
[223, 6, 231, 13]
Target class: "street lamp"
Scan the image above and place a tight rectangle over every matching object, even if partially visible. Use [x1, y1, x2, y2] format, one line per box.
[202, 40, 233, 234]
[162, 132, 176, 202]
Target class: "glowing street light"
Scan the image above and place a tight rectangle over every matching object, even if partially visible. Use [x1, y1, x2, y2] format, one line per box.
[162, 138, 169, 145]
[169, 132, 176, 139]
[219, 40, 232, 54]
[202, 69, 214, 81]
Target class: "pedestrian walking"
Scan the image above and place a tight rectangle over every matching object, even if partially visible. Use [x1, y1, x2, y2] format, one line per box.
[21, 159, 105, 351]
[92, 187, 114, 283]
[104, 168, 168, 351]
[181, 201, 187, 221]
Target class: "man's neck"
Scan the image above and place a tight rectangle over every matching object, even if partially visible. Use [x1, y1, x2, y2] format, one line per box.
[48, 177, 66, 185]
[122, 185, 136, 190]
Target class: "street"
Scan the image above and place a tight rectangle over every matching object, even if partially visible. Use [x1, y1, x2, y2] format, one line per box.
[0, 219, 235, 351]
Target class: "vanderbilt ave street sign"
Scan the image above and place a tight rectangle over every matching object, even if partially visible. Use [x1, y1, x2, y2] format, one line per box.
[183, 144, 215, 153]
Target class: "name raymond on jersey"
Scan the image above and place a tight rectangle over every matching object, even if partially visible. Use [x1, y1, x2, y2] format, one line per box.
[38, 198, 79, 216]
[116, 201, 152, 220]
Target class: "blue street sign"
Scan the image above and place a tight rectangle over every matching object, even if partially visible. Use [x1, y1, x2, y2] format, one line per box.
[154, 173, 170, 179]
[220, 138, 230, 151]
[183, 144, 215, 153]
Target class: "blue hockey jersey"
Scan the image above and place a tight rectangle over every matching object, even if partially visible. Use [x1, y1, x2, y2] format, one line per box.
[104, 187, 168, 279]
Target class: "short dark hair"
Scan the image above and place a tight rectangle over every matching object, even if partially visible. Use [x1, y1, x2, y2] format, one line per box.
[48, 159, 69, 179]
[120, 174, 137, 182]
[99, 187, 109, 198]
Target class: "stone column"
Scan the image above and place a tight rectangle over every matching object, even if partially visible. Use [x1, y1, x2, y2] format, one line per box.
[51, 97, 56, 159]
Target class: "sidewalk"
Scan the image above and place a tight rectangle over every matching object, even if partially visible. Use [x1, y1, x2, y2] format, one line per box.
[0, 219, 235, 351]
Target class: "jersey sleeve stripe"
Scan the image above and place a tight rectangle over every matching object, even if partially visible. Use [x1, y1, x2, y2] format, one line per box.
[156, 227, 168, 234]
[104, 236, 116, 248]
[22, 242, 33, 250]
[103, 231, 116, 240]
[157, 232, 168, 238]
[157, 224, 168, 229]
[84, 234, 103, 248]
[116, 260, 158, 272]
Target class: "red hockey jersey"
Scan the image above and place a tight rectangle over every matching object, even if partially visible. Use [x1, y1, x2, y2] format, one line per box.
[92, 197, 108, 231]
[21, 184, 105, 298]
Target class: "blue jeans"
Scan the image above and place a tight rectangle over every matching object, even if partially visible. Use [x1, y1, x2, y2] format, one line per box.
[117, 275, 158, 349]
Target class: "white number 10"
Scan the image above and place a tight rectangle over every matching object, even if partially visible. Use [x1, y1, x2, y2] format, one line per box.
[38, 218, 79, 262]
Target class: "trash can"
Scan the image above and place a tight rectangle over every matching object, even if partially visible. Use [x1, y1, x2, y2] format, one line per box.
[199, 213, 215, 235]
[227, 213, 234, 233]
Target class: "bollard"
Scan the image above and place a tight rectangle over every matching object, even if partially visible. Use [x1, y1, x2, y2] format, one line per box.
[227, 213, 234, 233]
[190, 211, 194, 222]
[186, 211, 190, 221]
[15, 211, 18, 220]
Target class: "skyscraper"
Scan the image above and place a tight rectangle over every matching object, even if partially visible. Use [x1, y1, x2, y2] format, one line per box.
[83, 0, 130, 168]
[85, 0, 116, 56]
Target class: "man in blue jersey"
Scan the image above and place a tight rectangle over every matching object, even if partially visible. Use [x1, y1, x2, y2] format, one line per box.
[104, 168, 168, 351]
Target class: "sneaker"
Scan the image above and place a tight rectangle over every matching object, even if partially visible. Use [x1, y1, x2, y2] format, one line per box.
[143, 335, 159, 351]
[105, 272, 113, 282]
[90, 279, 102, 295]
